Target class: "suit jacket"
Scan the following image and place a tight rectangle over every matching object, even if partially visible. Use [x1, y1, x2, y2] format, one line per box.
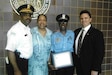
[74, 26, 105, 75]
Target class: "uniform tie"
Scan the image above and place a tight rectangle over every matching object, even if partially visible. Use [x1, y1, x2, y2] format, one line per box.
[77, 29, 84, 57]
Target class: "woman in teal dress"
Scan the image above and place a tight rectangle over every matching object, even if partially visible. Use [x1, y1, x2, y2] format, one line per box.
[28, 14, 52, 75]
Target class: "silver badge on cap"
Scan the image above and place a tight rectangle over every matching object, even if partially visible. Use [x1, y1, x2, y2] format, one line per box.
[62, 14, 66, 19]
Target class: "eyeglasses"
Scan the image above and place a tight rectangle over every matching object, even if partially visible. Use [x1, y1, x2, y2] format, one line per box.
[20, 12, 33, 17]
[59, 22, 68, 25]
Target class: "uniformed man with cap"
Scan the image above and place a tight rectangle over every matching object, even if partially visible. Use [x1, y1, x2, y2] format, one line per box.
[50, 14, 75, 75]
[5, 4, 35, 75]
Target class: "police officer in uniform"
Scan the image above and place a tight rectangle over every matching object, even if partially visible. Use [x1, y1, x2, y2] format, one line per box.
[5, 4, 35, 75]
[50, 14, 75, 75]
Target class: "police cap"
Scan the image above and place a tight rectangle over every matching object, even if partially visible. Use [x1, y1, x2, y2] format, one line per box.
[17, 4, 35, 14]
[56, 14, 69, 22]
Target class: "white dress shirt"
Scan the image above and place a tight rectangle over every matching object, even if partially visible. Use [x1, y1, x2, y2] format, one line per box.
[75, 24, 91, 54]
[5, 20, 33, 59]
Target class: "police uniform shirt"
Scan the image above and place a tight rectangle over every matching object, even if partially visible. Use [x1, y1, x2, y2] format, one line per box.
[5, 20, 33, 59]
[51, 30, 74, 53]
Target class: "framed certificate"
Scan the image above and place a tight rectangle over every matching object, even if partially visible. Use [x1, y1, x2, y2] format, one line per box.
[51, 51, 73, 69]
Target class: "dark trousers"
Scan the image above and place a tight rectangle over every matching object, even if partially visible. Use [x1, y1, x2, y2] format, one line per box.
[55, 66, 74, 75]
[75, 56, 100, 75]
[6, 63, 14, 75]
[49, 66, 74, 75]
[6, 52, 28, 75]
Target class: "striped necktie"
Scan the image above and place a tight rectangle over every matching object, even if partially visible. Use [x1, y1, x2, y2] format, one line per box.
[77, 29, 84, 57]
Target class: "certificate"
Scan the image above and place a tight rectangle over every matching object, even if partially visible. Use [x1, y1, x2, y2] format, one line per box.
[52, 51, 73, 69]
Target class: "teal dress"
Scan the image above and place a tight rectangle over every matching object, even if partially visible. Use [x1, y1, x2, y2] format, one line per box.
[28, 27, 52, 75]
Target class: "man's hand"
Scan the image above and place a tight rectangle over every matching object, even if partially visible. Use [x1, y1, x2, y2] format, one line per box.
[48, 64, 57, 70]
[14, 69, 22, 75]
[91, 70, 98, 75]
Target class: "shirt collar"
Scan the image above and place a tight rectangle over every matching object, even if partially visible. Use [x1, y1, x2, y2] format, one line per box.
[82, 24, 91, 32]
[18, 20, 30, 28]
[57, 30, 69, 36]
[35, 26, 51, 35]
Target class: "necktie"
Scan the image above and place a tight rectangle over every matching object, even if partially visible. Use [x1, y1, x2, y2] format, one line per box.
[77, 29, 84, 57]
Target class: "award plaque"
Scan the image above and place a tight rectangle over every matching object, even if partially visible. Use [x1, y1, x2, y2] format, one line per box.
[52, 51, 73, 69]
[10, 0, 51, 19]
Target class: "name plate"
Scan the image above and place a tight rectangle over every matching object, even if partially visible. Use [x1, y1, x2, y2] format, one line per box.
[52, 51, 73, 69]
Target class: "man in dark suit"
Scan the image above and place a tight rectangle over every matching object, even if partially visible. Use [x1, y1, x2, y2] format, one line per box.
[74, 10, 105, 75]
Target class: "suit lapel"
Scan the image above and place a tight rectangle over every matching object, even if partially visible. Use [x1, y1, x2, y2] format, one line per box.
[75, 28, 81, 40]
[82, 26, 93, 45]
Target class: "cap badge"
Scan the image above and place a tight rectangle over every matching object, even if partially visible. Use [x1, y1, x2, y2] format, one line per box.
[62, 14, 66, 19]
